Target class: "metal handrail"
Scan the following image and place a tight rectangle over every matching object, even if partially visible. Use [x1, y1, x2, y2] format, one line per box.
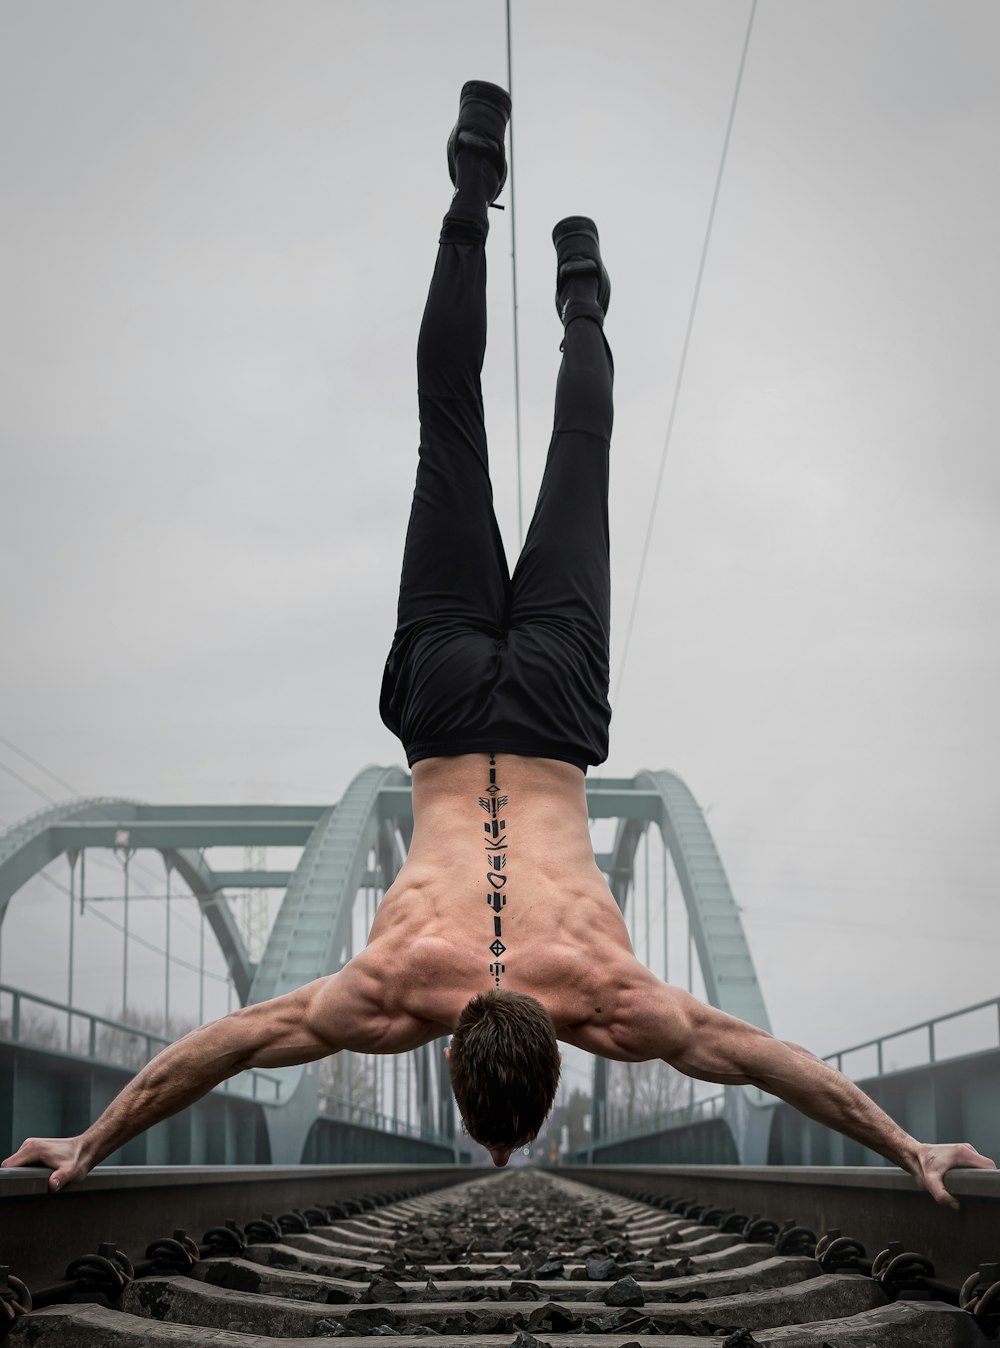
[0, 982, 282, 1102]
[599, 1091, 725, 1144]
[318, 1091, 452, 1147]
[823, 995, 1000, 1076]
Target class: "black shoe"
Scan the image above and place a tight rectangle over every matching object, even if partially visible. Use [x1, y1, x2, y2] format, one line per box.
[447, 80, 511, 206]
[552, 216, 612, 321]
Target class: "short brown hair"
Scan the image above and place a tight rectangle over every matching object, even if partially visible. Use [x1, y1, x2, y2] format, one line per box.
[448, 989, 560, 1147]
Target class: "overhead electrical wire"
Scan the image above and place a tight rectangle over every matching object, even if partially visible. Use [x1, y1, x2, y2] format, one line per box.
[0, 732, 78, 796]
[0, 755, 57, 804]
[612, 0, 758, 707]
[83, 902, 229, 983]
[31, 865, 229, 983]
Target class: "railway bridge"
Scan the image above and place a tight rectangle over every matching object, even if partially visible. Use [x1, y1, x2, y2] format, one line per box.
[2, 766, 998, 1168]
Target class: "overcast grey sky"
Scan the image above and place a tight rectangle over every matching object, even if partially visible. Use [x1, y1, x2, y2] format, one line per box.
[2, 0, 998, 1073]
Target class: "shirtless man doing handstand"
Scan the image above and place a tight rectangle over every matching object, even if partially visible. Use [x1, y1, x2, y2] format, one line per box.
[4, 83, 994, 1201]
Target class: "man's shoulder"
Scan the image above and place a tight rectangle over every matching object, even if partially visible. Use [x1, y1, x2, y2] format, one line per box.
[359, 932, 476, 1028]
[310, 947, 457, 1052]
[556, 964, 688, 1062]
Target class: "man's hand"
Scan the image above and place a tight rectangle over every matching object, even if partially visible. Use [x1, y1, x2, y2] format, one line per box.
[2, 1136, 91, 1192]
[909, 1142, 997, 1210]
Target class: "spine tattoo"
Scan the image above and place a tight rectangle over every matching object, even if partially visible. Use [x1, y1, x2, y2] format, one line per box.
[480, 752, 508, 986]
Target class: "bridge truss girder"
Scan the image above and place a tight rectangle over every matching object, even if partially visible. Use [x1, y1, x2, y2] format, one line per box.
[0, 797, 257, 1001]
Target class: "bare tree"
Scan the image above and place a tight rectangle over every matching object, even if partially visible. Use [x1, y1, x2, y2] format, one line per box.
[1, 1005, 63, 1051]
[606, 1058, 691, 1133]
[319, 1052, 378, 1118]
[96, 1006, 198, 1071]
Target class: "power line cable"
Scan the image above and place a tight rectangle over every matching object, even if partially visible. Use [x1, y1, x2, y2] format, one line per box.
[612, 0, 757, 707]
[506, 0, 524, 547]
[0, 733, 79, 796]
[31, 866, 230, 982]
[0, 756, 57, 804]
[88, 848, 171, 893]
[34, 851, 221, 941]
[84, 902, 229, 983]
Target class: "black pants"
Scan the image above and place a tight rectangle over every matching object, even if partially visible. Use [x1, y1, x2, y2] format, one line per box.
[379, 193, 615, 772]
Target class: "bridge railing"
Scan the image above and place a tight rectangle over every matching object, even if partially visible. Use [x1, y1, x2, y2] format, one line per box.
[823, 995, 1000, 1080]
[0, 983, 282, 1102]
[318, 1092, 453, 1147]
[599, 1090, 726, 1144]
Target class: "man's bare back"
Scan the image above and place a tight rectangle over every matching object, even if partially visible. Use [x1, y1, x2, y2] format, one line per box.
[365, 754, 641, 1044]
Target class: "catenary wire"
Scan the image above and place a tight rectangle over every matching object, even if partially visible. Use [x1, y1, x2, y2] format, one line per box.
[32, 850, 233, 943]
[30, 866, 230, 984]
[0, 755, 57, 804]
[0, 733, 78, 796]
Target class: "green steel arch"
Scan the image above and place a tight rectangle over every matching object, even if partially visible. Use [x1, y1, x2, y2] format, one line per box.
[0, 797, 255, 1000]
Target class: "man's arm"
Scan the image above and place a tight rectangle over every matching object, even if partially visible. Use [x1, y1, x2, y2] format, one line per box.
[620, 984, 995, 1208]
[1, 960, 434, 1191]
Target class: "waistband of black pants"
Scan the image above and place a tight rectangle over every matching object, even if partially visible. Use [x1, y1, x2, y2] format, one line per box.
[405, 736, 594, 774]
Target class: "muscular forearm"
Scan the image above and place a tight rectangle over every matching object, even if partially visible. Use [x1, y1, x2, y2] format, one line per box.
[80, 1018, 246, 1167]
[746, 1038, 920, 1173]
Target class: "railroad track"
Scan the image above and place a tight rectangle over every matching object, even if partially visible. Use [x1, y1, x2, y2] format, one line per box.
[3, 1166, 999, 1345]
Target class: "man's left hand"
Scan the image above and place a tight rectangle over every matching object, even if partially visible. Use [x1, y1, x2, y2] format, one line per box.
[911, 1142, 996, 1209]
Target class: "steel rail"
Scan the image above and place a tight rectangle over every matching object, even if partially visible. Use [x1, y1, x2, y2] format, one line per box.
[5, 1161, 1000, 1307]
[561, 1163, 1000, 1294]
[0, 1164, 474, 1294]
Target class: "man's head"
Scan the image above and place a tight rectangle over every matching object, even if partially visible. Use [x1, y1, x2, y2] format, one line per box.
[446, 989, 560, 1165]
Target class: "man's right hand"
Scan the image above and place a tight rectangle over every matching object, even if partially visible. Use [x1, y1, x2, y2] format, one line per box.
[2, 1136, 91, 1191]
[909, 1141, 997, 1209]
